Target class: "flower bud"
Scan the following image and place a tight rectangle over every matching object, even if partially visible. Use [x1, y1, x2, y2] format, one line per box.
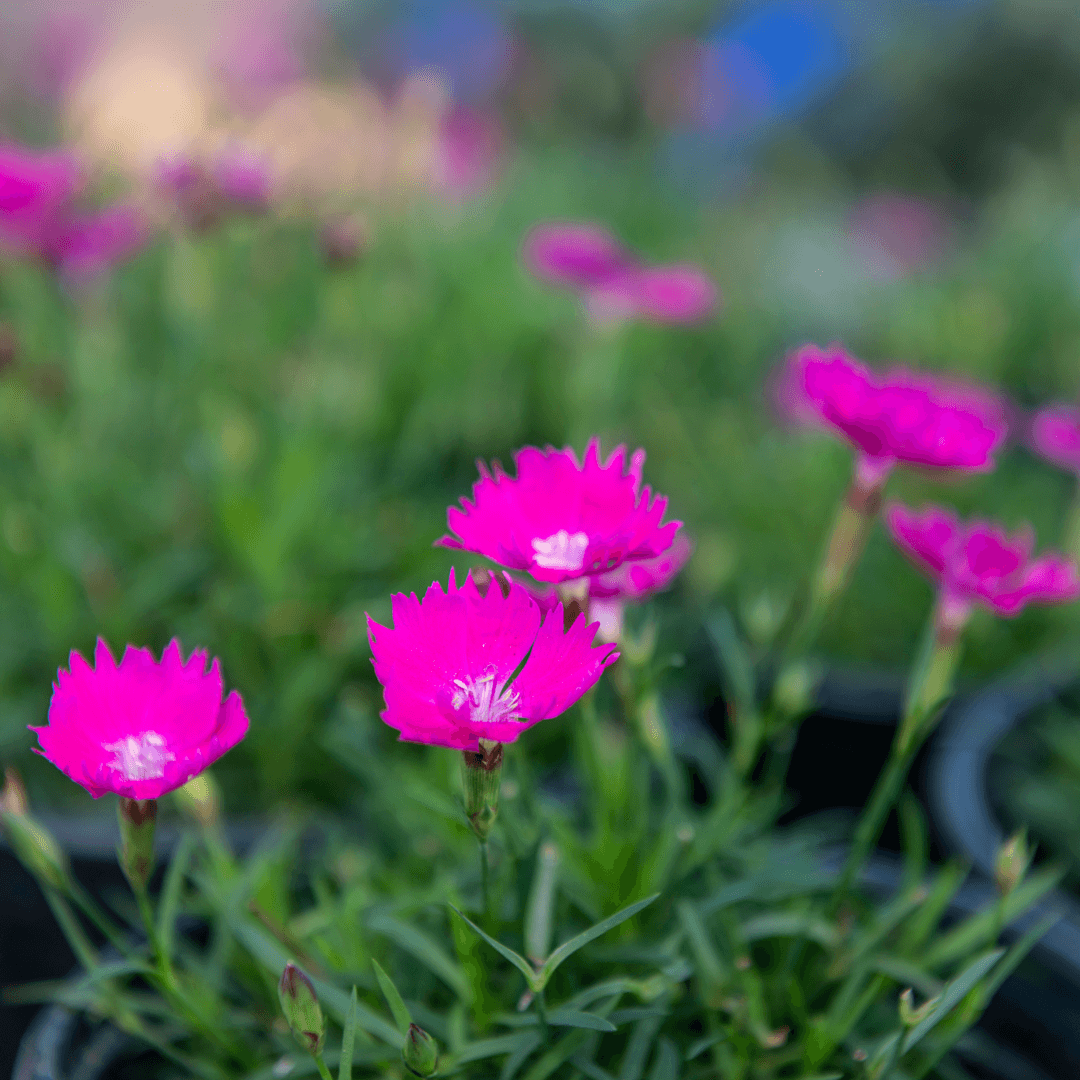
[173, 771, 221, 829]
[461, 739, 502, 841]
[1, 767, 70, 891]
[994, 829, 1031, 896]
[117, 797, 157, 892]
[278, 962, 325, 1056]
[402, 1023, 439, 1077]
[772, 660, 819, 718]
[898, 986, 937, 1026]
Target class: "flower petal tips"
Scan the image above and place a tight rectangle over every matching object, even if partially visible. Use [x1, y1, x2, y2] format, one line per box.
[31, 639, 249, 800]
[787, 344, 1007, 474]
[1031, 404, 1080, 475]
[438, 439, 682, 583]
[368, 570, 618, 750]
[885, 503, 1080, 620]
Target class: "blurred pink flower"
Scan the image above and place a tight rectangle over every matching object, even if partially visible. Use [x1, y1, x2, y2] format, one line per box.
[886, 503, 1080, 623]
[524, 221, 718, 325]
[1031, 404, 1080, 475]
[846, 193, 952, 281]
[435, 106, 503, 199]
[31, 639, 249, 800]
[0, 142, 148, 276]
[212, 144, 271, 207]
[439, 438, 681, 584]
[368, 570, 618, 750]
[786, 343, 1007, 477]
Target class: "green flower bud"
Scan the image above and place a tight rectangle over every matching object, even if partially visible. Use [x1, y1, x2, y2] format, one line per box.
[461, 740, 502, 841]
[994, 829, 1032, 896]
[173, 771, 221, 829]
[278, 962, 325, 1056]
[1, 768, 70, 892]
[402, 1023, 439, 1077]
[117, 797, 157, 892]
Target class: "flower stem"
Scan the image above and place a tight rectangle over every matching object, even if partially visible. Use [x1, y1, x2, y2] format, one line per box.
[479, 839, 492, 927]
[44, 884, 99, 971]
[314, 1054, 335, 1080]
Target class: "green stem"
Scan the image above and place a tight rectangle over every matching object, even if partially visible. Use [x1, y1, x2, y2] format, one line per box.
[535, 987, 550, 1044]
[67, 879, 134, 958]
[314, 1053, 335, 1080]
[44, 885, 99, 971]
[480, 840, 492, 927]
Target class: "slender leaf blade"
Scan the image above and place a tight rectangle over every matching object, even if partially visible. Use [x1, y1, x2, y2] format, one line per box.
[546, 1009, 616, 1032]
[902, 949, 1005, 1053]
[339, 986, 359, 1080]
[157, 830, 196, 962]
[449, 905, 538, 990]
[368, 912, 470, 1000]
[540, 895, 660, 986]
[371, 958, 412, 1035]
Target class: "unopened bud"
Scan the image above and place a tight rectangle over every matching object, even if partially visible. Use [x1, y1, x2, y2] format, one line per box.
[994, 829, 1031, 896]
[772, 660, 819, 718]
[117, 797, 157, 892]
[1, 768, 69, 891]
[278, 962, 325, 1056]
[402, 1023, 439, 1077]
[173, 771, 221, 829]
[898, 986, 937, 1026]
[461, 739, 502, 841]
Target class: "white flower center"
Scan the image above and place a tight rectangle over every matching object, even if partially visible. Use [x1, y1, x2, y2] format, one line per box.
[102, 730, 175, 781]
[451, 669, 521, 725]
[532, 529, 589, 572]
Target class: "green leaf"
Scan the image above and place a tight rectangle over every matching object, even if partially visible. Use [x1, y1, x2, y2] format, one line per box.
[685, 1034, 724, 1061]
[901, 948, 1004, 1054]
[899, 792, 928, 897]
[569, 1055, 616, 1080]
[647, 1037, 680, 1080]
[371, 958, 411, 1036]
[706, 610, 756, 713]
[920, 867, 1064, 969]
[521, 1028, 593, 1080]
[157, 831, 196, 962]
[448, 904, 538, 990]
[524, 842, 560, 964]
[565, 978, 645, 1011]
[339, 987, 359, 1080]
[739, 911, 839, 948]
[538, 894, 660, 988]
[620, 1015, 664, 1080]
[451, 1031, 543, 1067]
[546, 1009, 616, 1032]
[676, 901, 726, 988]
[608, 1007, 668, 1025]
[896, 859, 970, 955]
[500, 1031, 544, 1080]
[979, 912, 1060, 1002]
[869, 955, 943, 998]
[368, 912, 470, 1000]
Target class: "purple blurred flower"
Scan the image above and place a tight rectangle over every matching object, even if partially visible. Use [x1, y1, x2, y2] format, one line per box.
[434, 106, 503, 199]
[846, 193, 953, 280]
[1031, 404, 1080, 475]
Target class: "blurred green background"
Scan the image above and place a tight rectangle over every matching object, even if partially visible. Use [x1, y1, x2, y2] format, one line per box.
[5, 0, 1080, 812]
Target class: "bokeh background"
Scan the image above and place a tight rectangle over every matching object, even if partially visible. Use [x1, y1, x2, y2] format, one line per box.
[3, 0, 1080, 814]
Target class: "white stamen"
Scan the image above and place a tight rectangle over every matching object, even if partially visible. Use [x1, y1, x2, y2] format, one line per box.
[451, 668, 521, 725]
[532, 529, 589, 572]
[102, 730, 175, 781]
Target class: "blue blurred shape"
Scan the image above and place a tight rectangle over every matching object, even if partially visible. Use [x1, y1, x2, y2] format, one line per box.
[703, 1, 853, 128]
[384, 0, 512, 101]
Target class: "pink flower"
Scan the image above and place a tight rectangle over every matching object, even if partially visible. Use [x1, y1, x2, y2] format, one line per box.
[886, 503, 1080, 621]
[368, 570, 618, 750]
[523, 220, 719, 325]
[212, 145, 272, 208]
[846, 193, 952, 281]
[523, 222, 630, 289]
[435, 106, 503, 200]
[0, 142, 148, 276]
[438, 439, 681, 584]
[1031, 404, 1080, 475]
[788, 343, 1007, 476]
[31, 639, 250, 800]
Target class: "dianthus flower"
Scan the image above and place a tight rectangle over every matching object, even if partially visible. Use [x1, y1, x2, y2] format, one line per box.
[0, 142, 147, 277]
[368, 569, 618, 750]
[523, 221, 718, 325]
[439, 439, 681, 584]
[1031, 404, 1080, 475]
[788, 343, 1007, 479]
[886, 503, 1080, 629]
[31, 638, 249, 800]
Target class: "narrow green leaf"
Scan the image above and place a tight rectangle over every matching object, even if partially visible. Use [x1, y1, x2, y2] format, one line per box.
[706, 610, 756, 712]
[897, 860, 970, 955]
[868, 955, 943, 998]
[339, 987, 358, 1080]
[899, 792, 928, 897]
[525, 842, 560, 964]
[451, 1031, 542, 1067]
[740, 911, 839, 948]
[368, 912, 470, 999]
[570, 1054, 617, 1080]
[500, 1031, 544, 1080]
[521, 1029, 593, 1080]
[371, 958, 412, 1035]
[539, 895, 660, 988]
[608, 1008, 668, 1025]
[565, 978, 643, 1011]
[647, 1037, 680, 1080]
[902, 949, 1004, 1053]
[546, 1009, 616, 1032]
[676, 901, 727, 987]
[157, 831, 196, 962]
[979, 912, 1060, 1002]
[921, 866, 1063, 969]
[685, 1034, 724, 1061]
[448, 904, 538, 990]
[620, 1015, 663, 1080]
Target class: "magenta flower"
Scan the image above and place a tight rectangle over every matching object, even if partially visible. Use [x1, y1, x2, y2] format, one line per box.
[439, 439, 681, 584]
[31, 639, 249, 800]
[0, 142, 148, 277]
[886, 503, 1080, 623]
[522, 220, 718, 325]
[1031, 404, 1080, 475]
[368, 570, 618, 750]
[787, 343, 1007, 478]
[435, 106, 503, 200]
